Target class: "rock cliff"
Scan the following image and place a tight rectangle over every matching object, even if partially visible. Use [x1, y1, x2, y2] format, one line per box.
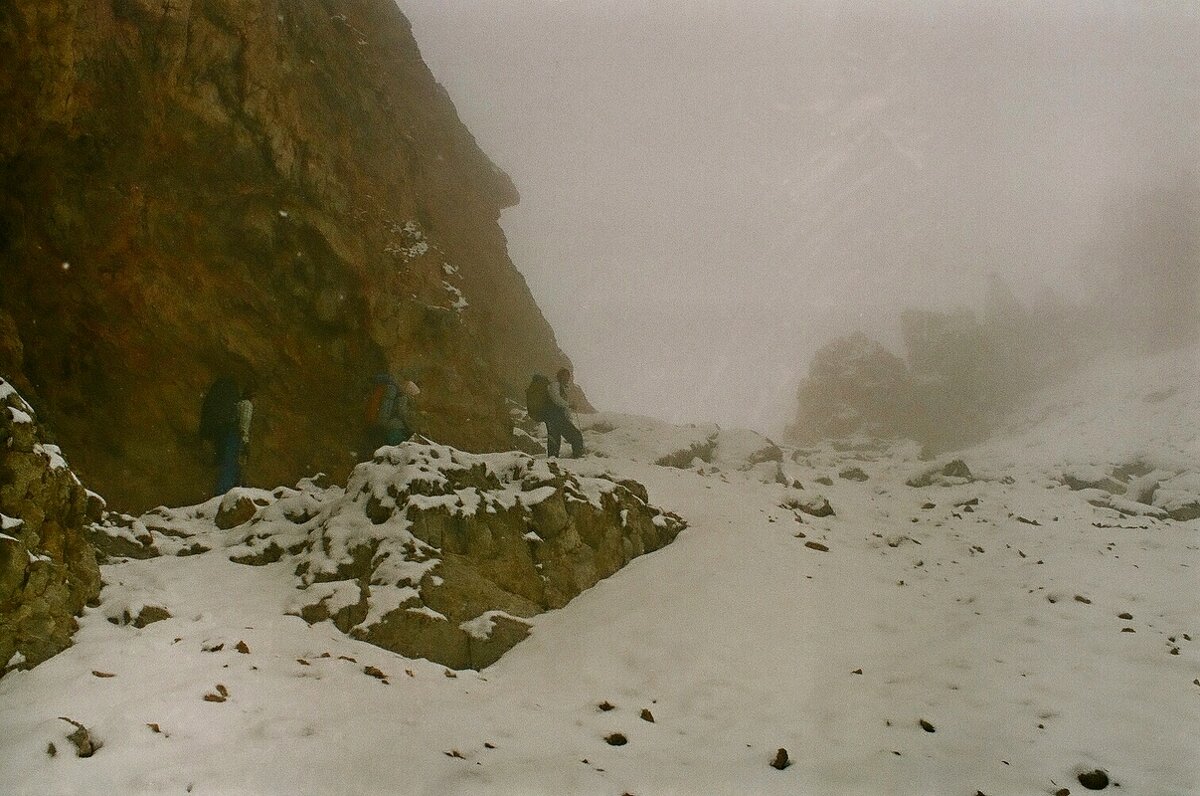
[0, 0, 573, 511]
[1, 378, 101, 677]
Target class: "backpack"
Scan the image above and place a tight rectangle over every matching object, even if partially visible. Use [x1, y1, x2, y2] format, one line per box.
[365, 373, 397, 425]
[525, 375, 550, 421]
[199, 377, 240, 441]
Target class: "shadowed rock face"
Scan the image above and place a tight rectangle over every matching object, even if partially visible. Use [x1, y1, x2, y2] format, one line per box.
[0, 0, 573, 511]
[0, 379, 101, 677]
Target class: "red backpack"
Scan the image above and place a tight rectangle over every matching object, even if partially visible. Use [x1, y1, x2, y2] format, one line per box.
[364, 374, 396, 425]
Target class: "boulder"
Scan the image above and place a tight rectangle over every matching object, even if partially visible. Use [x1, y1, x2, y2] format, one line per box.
[214, 491, 259, 530]
[907, 459, 974, 488]
[0, 379, 101, 676]
[267, 441, 686, 669]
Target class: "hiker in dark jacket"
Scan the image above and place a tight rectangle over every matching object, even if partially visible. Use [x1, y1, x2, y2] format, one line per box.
[199, 376, 243, 495]
[525, 373, 551, 431]
[545, 368, 585, 458]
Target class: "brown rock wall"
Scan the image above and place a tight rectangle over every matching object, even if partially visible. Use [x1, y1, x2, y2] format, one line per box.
[0, 0, 574, 511]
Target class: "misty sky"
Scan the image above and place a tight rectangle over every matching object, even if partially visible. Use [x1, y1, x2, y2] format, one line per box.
[399, 1, 1199, 433]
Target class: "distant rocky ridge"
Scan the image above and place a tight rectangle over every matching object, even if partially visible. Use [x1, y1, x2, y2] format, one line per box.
[91, 440, 686, 669]
[0, 0, 576, 511]
[0, 379, 101, 677]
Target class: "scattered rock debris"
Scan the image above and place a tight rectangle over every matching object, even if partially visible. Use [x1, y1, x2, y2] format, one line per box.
[640, 708, 655, 723]
[919, 719, 936, 733]
[47, 742, 56, 757]
[364, 666, 387, 680]
[770, 748, 791, 770]
[804, 541, 830, 552]
[91, 670, 116, 678]
[444, 669, 458, 678]
[203, 684, 229, 702]
[1078, 769, 1110, 790]
[444, 750, 465, 759]
[605, 733, 628, 746]
[58, 717, 101, 757]
[147, 723, 162, 734]
[598, 701, 616, 712]
[202, 643, 224, 653]
[1074, 595, 1092, 605]
[235, 641, 250, 654]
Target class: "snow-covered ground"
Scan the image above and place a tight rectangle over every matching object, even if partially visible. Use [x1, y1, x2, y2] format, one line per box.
[1, 345, 1197, 795]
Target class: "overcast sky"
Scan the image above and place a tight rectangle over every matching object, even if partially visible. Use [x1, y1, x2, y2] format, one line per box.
[399, 0, 1199, 433]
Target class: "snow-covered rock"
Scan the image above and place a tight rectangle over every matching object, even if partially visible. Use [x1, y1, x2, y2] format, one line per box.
[0, 379, 101, 677]
[578, 412, 783, 476]
[91, 441, 686, 670]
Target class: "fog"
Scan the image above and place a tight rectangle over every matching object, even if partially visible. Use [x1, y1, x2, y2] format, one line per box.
[401, 1, 1199, 435]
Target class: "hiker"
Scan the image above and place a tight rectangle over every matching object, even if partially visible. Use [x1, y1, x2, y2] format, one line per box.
[545, 367, 585, 458]
[525, 373, 551, 432]
[199, 376, 243, 495]
[236, 386, 255, 486]
[363, 372, 420, 455]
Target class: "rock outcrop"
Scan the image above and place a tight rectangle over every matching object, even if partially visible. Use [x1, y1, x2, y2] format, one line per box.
[92, 441, 686, 669]
[0, 379, 101, 677]
[1062, 464, 1200, 522]
[0, 0, 574, 511]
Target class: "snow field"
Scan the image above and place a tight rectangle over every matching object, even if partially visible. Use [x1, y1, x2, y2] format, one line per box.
[0, 345, 1196, 795]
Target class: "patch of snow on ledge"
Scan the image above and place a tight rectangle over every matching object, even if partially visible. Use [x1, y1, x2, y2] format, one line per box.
[459, 610, 527, 641]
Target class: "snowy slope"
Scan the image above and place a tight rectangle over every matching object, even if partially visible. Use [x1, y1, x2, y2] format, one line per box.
[0, 346, 1197, 795]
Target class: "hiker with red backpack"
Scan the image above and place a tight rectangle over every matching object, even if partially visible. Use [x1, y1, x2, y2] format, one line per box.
[362, 372, 420, 456]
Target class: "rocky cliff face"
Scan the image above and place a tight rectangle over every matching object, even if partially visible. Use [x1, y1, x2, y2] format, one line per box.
[0, 0, 573, 511]
[1, 379, 102, 677]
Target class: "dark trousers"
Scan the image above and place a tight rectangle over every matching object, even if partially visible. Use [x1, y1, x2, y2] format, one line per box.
[360, 422, 411, 460]
[545, 408, 584, 458]
[214, 426, 242, 494]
